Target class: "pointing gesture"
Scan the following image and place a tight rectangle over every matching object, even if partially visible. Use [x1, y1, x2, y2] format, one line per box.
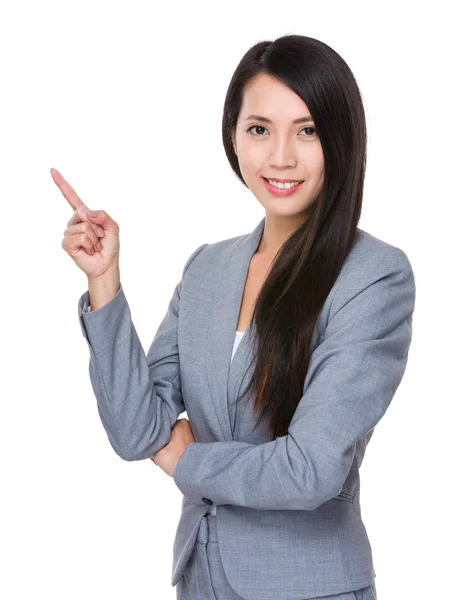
[51, 167, 120, 280]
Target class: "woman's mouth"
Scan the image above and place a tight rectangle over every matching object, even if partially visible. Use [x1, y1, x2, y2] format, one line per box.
[262, 177, 304, 197]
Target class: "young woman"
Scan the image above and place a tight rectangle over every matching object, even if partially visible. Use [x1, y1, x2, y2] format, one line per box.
[56, 34, 415, 600]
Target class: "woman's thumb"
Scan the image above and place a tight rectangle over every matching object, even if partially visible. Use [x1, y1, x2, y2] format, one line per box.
[86, 209, 119, 232]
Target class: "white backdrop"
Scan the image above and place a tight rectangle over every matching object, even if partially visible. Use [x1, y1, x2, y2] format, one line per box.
[1, 1, 459, 598]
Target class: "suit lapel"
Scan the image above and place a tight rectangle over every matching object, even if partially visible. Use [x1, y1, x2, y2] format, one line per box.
[227, 324, 255, 435]
[205, 217, 265, 441]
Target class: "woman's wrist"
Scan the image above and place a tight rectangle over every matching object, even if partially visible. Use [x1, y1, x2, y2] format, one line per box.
[87, 266, 121, 311]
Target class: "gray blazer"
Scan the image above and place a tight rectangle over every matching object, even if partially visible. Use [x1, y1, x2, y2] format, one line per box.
[77, 216, 415, 599]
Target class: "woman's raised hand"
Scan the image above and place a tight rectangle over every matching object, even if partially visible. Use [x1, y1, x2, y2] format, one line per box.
[52, 167, 120, 280]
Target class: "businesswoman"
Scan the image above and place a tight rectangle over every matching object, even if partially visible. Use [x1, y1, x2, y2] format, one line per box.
[56, 34, 415, 600]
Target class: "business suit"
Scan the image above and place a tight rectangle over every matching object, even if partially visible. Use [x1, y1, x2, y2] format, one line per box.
[77, 216, 415, 599]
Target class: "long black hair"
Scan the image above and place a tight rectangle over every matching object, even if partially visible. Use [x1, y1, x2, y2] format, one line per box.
[222, 34, 367, 440]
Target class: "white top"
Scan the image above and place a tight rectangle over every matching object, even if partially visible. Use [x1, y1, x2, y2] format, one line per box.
[87, 304, 245, 516]
[231, 329, 246, 359]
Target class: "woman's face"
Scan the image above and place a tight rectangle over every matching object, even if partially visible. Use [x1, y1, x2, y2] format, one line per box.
[232, 73, 324, 221]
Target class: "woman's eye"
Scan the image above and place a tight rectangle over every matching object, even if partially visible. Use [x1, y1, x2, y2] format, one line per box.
[300, 127, 317, 137]
[246, 125, 317, 137]
[247, 125, 268, 135]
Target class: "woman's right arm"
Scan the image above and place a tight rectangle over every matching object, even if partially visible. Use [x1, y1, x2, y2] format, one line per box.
[52, 166, 207, 461]
[77, 243, 208, 461]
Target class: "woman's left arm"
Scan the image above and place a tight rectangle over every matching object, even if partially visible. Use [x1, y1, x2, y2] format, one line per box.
[172, 245, 416, 511]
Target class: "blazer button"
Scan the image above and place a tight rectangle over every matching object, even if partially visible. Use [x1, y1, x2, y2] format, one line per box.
[201, 497, 212, 504]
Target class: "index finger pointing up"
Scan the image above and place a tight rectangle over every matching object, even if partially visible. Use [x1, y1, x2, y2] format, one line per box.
[50, 167, 85, 211]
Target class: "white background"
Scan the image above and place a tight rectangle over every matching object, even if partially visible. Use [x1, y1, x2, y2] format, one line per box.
[1, 1, 459, 598]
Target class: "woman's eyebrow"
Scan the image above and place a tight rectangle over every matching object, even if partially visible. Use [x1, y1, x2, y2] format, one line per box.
[244, 114, 314, 124]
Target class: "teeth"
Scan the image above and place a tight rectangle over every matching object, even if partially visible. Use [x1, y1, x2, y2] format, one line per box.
[267, 179, 302, 189]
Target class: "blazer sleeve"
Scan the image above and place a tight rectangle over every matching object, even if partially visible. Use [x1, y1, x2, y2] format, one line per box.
[173, 244, 416, 511]
[77, 242, 208, 461]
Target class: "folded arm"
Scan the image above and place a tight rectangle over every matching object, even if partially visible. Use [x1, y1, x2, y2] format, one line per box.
[173, 246, 416, 510]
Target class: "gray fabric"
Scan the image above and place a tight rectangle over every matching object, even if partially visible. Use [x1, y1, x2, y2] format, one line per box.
[78, 217, 415, 600]
[207, 330, 246, 516]
[177, 514, 378, 599]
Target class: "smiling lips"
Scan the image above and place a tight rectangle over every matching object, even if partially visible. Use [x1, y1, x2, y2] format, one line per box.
[265, 177, 304, 183]
[262, 176, 305, 196]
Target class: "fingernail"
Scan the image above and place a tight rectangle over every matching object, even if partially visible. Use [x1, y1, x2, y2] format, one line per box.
[97, 227, 105, 236]
[87, 210, 98, 218]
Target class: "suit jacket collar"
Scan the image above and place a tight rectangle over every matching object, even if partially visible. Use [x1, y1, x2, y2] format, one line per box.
[205, 217, 266, 441]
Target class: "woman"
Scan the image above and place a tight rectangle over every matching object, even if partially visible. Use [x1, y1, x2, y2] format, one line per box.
[55, 34, 415, 600]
